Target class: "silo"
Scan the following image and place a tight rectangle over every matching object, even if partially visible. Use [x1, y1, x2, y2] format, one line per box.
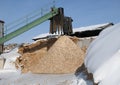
[0, 20, 4, 54]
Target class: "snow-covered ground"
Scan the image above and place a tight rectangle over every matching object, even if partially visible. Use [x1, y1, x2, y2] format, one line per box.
[85, 23, 120, 85]
[0, 45, 93, 85]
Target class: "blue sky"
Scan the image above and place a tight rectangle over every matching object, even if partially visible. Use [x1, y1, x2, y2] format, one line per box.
[0, 0, 120, 44]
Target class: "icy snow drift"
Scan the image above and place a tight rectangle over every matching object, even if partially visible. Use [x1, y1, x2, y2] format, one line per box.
[85, 23, 120, 85]
[0, 48, 20, 70]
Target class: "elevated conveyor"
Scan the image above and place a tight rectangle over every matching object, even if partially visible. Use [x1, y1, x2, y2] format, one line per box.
[0, 8, 58, 44]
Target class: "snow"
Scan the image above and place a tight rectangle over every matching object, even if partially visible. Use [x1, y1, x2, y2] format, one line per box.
[0, 70, 93, 85]
[33, 33, 49, 39]
[33, 23, 111, 40]
[0, 48, 20, 70]
[73, 23, 110, 32]
[0, 69, 92, 85]
[0, 46, 92, 85]
[33, 33, 59, 40]
[84, 23, 120, 85]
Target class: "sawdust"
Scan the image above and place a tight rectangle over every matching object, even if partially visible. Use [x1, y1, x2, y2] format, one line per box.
[81, 46, 87, 53]
[16, 36, 85, 73]
[16, 38, 57, 72]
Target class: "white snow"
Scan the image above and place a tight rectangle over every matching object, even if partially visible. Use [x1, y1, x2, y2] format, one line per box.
[33, 33, 59, 40]
[73, 23, 110, 32]
[0, 48, 20, 70]
[33, 23, 111, 40]
[33, 33, 49, 39]
[0, 70, 93, 85]
[85, 23, 120, 85]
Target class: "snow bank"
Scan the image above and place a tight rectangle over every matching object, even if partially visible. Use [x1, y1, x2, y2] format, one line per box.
[0, 47, 20, 70]
[0, 69, 92, 85]
[84, 23, 120, 85]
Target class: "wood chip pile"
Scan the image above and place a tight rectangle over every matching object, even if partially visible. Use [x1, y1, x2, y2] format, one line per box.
[16, 36, 85, 73]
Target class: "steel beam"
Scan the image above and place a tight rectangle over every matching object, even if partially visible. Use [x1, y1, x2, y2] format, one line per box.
[0, 8, 58, 44]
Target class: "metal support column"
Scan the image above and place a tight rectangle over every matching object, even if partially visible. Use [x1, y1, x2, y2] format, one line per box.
[0, 20, 4, 54]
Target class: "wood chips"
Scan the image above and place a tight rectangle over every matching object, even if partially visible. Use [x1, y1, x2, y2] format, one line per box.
[16, 36, 85, 73]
